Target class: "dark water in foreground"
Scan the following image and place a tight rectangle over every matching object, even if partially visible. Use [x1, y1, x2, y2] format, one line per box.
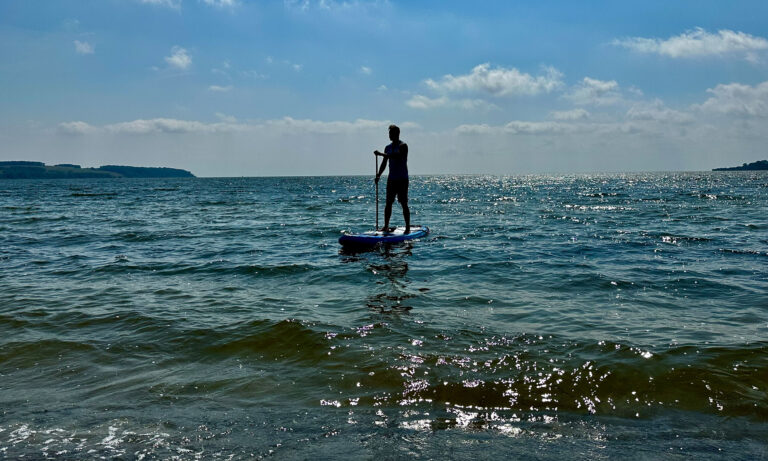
[1, 173, 767, 459]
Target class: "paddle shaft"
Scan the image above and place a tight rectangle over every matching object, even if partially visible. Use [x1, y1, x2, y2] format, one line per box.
[375, 154, 379, 229]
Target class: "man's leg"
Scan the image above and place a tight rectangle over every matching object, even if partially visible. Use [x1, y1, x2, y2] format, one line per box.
[383, 182, 394, 232]
[383, 201, 393, 231]
[399, 179, 410, 233]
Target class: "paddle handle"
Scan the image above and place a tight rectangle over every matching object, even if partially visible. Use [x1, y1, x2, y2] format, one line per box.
[375, 154, 379, 230]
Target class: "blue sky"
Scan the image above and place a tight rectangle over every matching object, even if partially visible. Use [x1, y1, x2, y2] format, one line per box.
[2, 0, 768, 176]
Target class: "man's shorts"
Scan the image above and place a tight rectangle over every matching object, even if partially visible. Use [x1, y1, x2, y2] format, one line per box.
[386, 178, 409, 205]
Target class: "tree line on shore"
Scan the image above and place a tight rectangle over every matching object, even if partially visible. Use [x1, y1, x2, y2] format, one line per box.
[0, 161, 194, 179]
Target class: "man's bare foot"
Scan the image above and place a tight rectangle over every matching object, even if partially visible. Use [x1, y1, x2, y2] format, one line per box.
[380, 226, 392, 233]
[405, 227, 411, 234]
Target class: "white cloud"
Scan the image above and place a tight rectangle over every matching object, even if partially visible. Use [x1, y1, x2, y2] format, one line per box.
[266, 117, 418, 134]
[565, 77, 621, 106]
[104, 118, 244, 134]
[283, 0, 318, 11]
[57, 121, 99, 135]
[406, 95, 496, 111]
[140, 0, 182, 9]
[208, 85, 233, 92]
[215, 113, 238, 123]
[550, 108, 590, 121]
[56, 117, 417, 137]
[62, 19, 80, 32]
[34, 111, 768, 176]
[454, 124, 495, 135]
[280, 60, 304, 72]
[141, 0, 240, 8]
[425, 63, 563, 97]
[454, 117, 670, 137]
[202, 0, 238, 7]
[503, 121, 579, 135]
[455, 121, 580, 135]
[360, 66, 372, 75]
[406, 95, 447, 109]
[694, 81, 768, 117]
[73, 40, 94, 55]
[211, 61, 232, 78]
[283, 0, 389, 13]
[613, 28, 768, 61]
[241, 70, 268, 79]
[165, 46, 192, 70]
[627, 100, 693, 123]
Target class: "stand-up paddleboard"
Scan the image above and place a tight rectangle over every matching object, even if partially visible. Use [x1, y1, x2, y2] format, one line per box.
[339, 225, 429, 247]
[339, 151, 429, 247]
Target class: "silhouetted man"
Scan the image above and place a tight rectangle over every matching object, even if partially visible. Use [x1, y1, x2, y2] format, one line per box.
[374, 124, 410, 234]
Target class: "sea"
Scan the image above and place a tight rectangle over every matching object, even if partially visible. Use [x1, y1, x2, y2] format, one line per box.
[1, 172, 766, 459]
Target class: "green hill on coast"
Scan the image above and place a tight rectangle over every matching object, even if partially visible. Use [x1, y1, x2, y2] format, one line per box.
[712, 160, 768, 171]
[0, 161, 194, 179]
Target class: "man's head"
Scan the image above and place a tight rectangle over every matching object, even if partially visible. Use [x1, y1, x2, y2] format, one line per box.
[388, 124, 400, 142]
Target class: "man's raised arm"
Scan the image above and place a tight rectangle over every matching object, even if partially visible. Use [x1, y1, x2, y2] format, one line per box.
[374, 151, 388, 182]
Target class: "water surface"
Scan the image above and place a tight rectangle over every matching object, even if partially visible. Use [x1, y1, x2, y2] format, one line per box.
[1, 173, 767, 459]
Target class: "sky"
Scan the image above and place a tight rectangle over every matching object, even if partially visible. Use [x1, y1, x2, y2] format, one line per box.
[1, 0, 768, 176]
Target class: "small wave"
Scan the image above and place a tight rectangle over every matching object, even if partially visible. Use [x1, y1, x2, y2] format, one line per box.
[197, 200, 230, 206]
[93, 260, 315, 277]
[70, 192, 118, 197]
[204, 319, 328, 361]
[9, 215, 70, 224]
[564, 204, 633, 211]
[0, 339, 98, 367]
[720, 248, 768, 257]
[579, 192, 626, 198]
[113, 231, 197, 242]
[113, 231, 161, 242]
[641, 232, 712, 244]
[690, 193, 746, 201]
[349, 337, 768, 420]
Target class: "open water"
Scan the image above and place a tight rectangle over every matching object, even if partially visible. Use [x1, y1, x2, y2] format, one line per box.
[1, 173, 767, 459]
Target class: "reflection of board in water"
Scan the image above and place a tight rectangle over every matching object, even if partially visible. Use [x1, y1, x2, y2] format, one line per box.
[339, 225, 429, 247]
[366, 249, 415, 312]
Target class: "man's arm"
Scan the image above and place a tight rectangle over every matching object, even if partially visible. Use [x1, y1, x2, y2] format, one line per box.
[374, 154, 388, 182]
[376, 143, 407, 160]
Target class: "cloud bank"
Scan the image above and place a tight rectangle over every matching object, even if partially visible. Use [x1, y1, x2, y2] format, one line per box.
[406, 95, 496, 111]
[425, 63, 563, 97]
[695, 81, 768, 117]
[57, 117, 416, 136]
[613, 28, 768, 61]
[565, 77, 622, 106]
[550, 109, 590, 121]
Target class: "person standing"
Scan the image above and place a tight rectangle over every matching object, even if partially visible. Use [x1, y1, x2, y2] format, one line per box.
[374, 124, 410, 234]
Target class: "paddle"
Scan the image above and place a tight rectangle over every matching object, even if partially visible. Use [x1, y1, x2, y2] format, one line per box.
[375, 153, 379, 230]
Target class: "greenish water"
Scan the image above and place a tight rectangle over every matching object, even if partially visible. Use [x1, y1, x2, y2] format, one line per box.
[1, 173, 767, 459]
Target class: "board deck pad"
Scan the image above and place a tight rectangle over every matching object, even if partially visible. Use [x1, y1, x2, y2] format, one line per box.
[339, 225, 429, 246]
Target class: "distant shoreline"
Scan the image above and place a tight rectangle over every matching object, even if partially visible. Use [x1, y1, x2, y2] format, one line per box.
[0, 161, 194, 179]
[712, 160, 768, 171]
